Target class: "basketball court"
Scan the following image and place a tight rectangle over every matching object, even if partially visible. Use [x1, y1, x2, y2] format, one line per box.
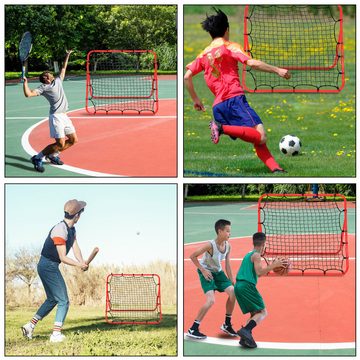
[6, 75, 176, 177]
[184, 201, 355, 356]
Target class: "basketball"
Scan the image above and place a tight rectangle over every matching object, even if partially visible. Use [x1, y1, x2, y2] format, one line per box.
[273, 259, 292, 275]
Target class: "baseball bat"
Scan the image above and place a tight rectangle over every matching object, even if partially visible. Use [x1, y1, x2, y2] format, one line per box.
[85, 247, 99, 265]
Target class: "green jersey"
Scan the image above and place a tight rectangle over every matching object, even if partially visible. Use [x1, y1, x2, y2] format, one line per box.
[236, 249, 258, 285]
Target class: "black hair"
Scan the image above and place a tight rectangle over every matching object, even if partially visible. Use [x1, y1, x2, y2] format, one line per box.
[253, 232, 266, 247]
[201, 7, 229, 39]
[215, 219, 231, 234]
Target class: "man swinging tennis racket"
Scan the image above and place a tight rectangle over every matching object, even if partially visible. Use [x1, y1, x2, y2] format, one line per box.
[23, 50, 77, 173]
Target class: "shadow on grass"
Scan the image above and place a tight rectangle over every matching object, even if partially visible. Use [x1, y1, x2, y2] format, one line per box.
[65, 313, 177, 334]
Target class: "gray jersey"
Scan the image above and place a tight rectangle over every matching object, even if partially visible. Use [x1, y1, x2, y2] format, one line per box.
[35, 77, 69, 114]
[199, 239, 229, 272]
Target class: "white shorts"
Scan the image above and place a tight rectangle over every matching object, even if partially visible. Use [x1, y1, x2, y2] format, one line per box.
[49, 113, 76, 139]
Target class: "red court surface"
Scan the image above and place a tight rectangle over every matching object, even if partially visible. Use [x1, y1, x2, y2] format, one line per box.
[184, 235, 355, 344]
[28, 99, 176, 176]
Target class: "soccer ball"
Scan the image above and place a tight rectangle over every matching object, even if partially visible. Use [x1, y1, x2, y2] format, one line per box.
[279, 135, 302, 156]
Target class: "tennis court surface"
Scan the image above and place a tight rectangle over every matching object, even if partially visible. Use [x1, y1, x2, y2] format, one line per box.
[6, 75, 176, 177]
[184, 201, 355, 356]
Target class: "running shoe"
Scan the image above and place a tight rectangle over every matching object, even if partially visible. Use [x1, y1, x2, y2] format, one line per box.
[186, 328, 207, 340]
[46, 154, 64, 165]
[220, 323, 238, 337]
[31, 156, 45, 173]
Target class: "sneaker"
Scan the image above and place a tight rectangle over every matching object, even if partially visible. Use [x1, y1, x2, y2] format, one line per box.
[220, 323, 238, 337]
[272, 168, 287, 173]
[21, 323, 34, 339]
[31, 156, 45, 173]
[46, 154, 64, 165]
[209, 120, 221, 144]
[238, 327, 257, 348]
[186, 328, 207, 340]
[50, 333, 66, 343]
[239, 337, 257, 348]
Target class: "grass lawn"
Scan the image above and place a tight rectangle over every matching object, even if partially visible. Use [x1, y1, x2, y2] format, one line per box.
[184, 5, 355, 177]
[6, 306, 177, 356]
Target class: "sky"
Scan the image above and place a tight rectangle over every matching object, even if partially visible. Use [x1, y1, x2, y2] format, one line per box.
[5, 184, 177, 266]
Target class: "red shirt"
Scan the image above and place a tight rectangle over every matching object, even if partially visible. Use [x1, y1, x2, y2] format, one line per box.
[186, 38, 250, 107]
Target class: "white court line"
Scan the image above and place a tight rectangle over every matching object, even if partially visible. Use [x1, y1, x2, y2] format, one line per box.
[184, 334, 355, 350]
[186, 211, 255, 215]
[8, 115, 176, 120]
[184, 236, 256, 246]
[21, 118, 124, 177]
[184, 234, 355, 247]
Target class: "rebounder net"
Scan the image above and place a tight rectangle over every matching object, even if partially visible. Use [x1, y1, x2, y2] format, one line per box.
[105, 273, 162, 324]
[258, 194, 349, 275]
[86, 50, 158, 114]
[243, 5, 345, 93]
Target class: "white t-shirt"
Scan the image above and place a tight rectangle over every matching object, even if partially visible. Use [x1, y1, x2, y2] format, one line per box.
[36, 77, 69, 114]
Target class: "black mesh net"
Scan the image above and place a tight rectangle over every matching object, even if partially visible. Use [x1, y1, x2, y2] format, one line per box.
[86, 50, 158, 114]
[243, 5, 344, 92]
[258, 194, 348, 275]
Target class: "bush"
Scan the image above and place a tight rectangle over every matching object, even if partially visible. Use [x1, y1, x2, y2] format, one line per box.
[154, 43, 177, 71]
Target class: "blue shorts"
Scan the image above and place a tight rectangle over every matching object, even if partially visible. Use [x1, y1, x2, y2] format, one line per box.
[213, 95, 263, 127]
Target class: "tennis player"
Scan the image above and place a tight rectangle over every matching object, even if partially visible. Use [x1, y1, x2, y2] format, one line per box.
[184, 8, 291, 173]
[21, 199, 88, 343]
[23, 50, 77, 173]
[235, 232, 286, 348]
[187, 219, 237, 339]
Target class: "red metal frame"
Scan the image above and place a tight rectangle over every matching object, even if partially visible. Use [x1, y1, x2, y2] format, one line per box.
[105, 273, 162, 325]
[257, 193, 349, 276]
[243, 5, 345, 93]
[86, 49, 159, 114]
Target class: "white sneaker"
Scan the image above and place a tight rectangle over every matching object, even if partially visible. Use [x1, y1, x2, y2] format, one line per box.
[50, 333, 66, 343]
[21, 323, 34, 339]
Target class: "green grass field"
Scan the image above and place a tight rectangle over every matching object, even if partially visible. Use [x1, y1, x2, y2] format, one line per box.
[184, 6, 355, 177]
[6, 306, 176, 356]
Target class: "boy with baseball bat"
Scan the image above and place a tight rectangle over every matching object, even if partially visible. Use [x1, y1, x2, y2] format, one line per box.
[21, 199, 99, 343]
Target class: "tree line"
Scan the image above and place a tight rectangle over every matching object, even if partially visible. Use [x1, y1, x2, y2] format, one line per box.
[185, 184, 356, 198]
[5, 5, 177, 72]
[6, 248, 176, 308]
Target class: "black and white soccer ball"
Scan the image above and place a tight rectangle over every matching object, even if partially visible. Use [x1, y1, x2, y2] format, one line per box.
[279, 135, 302, 156]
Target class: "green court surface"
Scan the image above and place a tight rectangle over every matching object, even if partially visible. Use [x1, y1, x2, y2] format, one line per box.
[5, 76, 176, 177]
[185, 340, 355, 356]
[184, 201, 355, 243]
[184, 202, 258, 243]
[184, 201, 356, 356]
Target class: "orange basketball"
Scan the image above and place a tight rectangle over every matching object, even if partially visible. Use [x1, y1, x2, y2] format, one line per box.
[273, 259, 292, 275]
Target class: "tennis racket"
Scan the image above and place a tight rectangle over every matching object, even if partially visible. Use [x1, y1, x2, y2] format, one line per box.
[18, 31, 33, 80]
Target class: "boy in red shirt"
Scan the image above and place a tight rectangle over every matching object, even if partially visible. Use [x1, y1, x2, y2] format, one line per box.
[184, 8, 291, 173]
